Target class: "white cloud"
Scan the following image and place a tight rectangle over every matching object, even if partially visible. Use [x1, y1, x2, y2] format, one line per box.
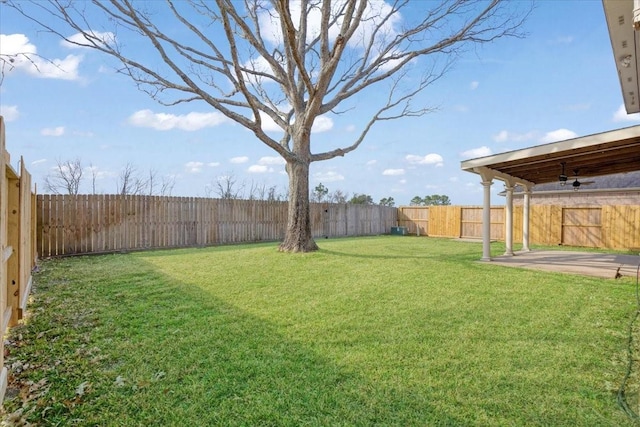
[257, 0, 401, 55]
[41, 126, 65, 136]
[382, 168, 405, 176]
[0, 34, 82, 80]
[470, 81, 479, 90]
[312, 115, 333, 133]
[248, 165, 270, 173]
[405, 154, 443, 166]
[86, 166, 117, 181]
[492, 130, 536, 143]
[31, 159, 47, 166]
[258, 156, 286, 165]
[258, 110, 333, 133]
[1, 34, 35, 56]
[493, 130, 509, 143]
[62, 31, 116, 49]
[551, 35, 574, 44]
[247, 157, 285, 173]
[72, 130, 95, 137]
[313, 171, 344, 182]
[460, 146, 491, 158]
[242, 56, 273, 85]
[366, 160, 377, 166]
[185, 161, 204, 173]
[128, 109, 228, 131]
[208, 162, 220, 167]
[540, 128, 578, 143]
[0, 105, 19, 122]
[612, 104, 640, 122]
[346, 124, 356, 132]
[258, 111, 282, 132]
[257, 1, 402, 72]
[230, 156, 249, 164]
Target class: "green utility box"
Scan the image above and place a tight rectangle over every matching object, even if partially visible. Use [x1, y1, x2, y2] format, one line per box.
[390, 226, 408, 235]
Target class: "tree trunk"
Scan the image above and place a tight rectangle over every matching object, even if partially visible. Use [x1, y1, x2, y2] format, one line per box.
[279, 159, 318, 253]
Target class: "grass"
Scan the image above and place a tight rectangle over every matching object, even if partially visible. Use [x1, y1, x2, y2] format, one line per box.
[2, 236, 639, 426]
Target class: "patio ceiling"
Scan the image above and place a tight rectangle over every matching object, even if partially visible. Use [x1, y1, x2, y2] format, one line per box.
[460, 125, 640, 186]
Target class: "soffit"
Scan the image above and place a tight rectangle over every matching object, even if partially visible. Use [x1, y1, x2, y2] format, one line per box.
[603, 0, 640, 114]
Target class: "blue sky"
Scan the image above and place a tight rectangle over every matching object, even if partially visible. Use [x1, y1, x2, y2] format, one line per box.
[1, 1, 638, 205]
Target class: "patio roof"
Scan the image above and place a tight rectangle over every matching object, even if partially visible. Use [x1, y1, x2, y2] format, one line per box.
[460, 125, 640, 186]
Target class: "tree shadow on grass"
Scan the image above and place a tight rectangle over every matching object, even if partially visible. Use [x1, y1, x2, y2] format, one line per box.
[318, 247, 485, 265]
[31, 256, 466, 426]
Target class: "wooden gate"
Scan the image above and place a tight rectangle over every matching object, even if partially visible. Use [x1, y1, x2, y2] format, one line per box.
[561, 207, 602, 247]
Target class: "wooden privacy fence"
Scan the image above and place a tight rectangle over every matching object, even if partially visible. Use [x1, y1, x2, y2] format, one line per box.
[0, 116, 37, 403]
[398, 205, 640, 250]
[398, 206, 506, 241]
[36, 195, 398, 257]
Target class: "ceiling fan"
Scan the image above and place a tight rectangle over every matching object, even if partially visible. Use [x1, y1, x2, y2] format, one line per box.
[558, 162, 569, 185]
[558, 163, 594, 190]
[570, 169, 595, 190]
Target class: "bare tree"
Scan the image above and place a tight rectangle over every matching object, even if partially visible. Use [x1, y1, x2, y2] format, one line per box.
[147, 168, 158, 196]
[88, 163, 98, 194]
[0, 50, 48, 85]
[44, 158, 84, 195]
[329, 189, 349, 204]
[144, 168, 175, 196]
[206, 173, 245, 199]
[9, 0, 530, 251]
[117, 162, 148, 195]
[247, 180, 266, 200]
[159, 174, 175, 196]
[267, 185, 287, 202]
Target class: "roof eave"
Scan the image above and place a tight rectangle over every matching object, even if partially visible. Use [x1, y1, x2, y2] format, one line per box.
[603, 0, 640, 114]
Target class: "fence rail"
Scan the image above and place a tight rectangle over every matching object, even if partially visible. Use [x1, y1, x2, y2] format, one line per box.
[36, 195, 398, 257]
[398, 205, 640, 250]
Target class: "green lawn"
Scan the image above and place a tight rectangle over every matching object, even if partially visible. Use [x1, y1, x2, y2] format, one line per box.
[2, 236, 638, 426]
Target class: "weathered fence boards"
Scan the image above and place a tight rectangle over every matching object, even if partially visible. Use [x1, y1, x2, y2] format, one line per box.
[397, 206, 429, 235]
[35, 195, 640, 257]
[36, 195, 398, 257]
[0, 116, 37, 404]
[398, 205, 640, 250]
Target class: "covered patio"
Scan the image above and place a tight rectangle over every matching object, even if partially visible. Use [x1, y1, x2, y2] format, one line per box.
[460, 125, 640, 261]
[460, 0, 640, 263]
[487, 249, 640, 279]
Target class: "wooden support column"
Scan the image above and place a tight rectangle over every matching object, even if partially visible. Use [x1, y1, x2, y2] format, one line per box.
[504, 182, 515, 256]
[480, 178, 493, 261]
[522, 186, 532, 252]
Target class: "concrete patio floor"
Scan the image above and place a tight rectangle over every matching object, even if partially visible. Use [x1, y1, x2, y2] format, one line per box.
[488, 250, 640, 279]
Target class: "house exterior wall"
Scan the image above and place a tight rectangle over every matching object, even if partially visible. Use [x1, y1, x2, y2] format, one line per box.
[513, 189, 640, 206]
